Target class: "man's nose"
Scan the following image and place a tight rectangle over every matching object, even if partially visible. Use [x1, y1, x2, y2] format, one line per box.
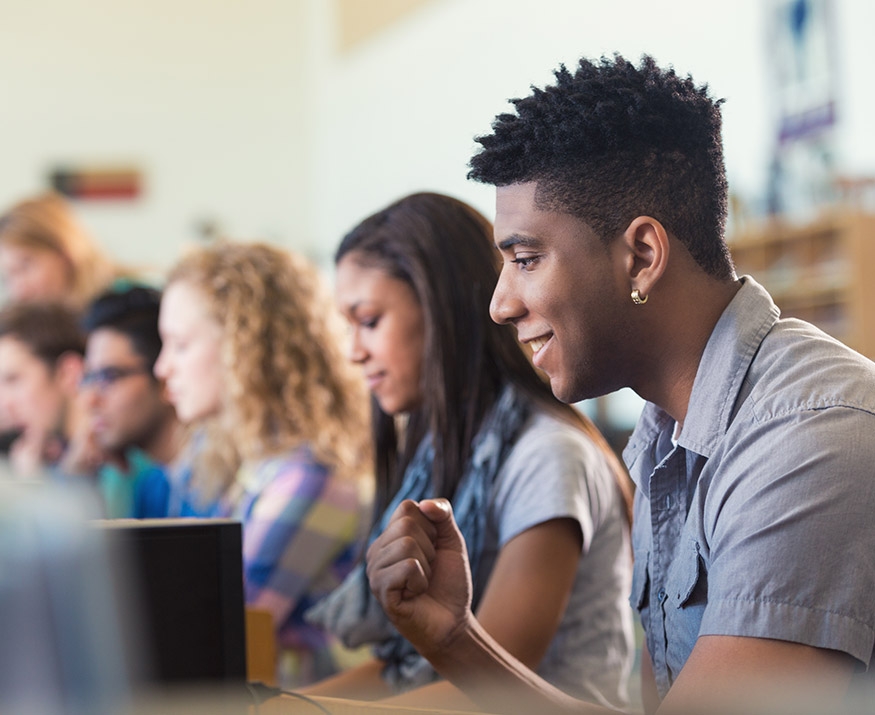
[490, 266, 524, 325]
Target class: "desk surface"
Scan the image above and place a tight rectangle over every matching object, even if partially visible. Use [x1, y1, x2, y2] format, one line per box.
[260, 694, 482, 714]
[127, 689, 483, 715]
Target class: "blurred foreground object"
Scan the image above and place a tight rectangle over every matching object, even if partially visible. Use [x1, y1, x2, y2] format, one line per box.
[0, 475, 129, 715]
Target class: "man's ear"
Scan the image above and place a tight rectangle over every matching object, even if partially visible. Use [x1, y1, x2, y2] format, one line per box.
[620, 216, 670, 299]
[54, 351, 84, 397]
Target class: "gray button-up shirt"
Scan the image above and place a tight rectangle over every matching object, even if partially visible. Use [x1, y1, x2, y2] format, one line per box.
[624, 276, 875, 698]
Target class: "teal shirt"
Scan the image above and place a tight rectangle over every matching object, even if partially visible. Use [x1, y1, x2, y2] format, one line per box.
[98, 448, 170, 518]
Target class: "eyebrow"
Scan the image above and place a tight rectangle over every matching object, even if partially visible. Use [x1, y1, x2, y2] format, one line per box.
[344, 300, 375, 317]
[496, 234, 543, 251]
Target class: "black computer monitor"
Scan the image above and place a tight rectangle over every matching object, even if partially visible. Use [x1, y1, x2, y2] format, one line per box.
[96, 518, 247, 689]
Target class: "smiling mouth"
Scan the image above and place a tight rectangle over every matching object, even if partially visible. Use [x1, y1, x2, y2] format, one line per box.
[528, 336, 550, 354]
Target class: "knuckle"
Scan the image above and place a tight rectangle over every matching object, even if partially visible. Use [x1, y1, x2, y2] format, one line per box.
[398, 499, 419, 514]
[397, 534, 420, 552]
[396, 515, 425, 538]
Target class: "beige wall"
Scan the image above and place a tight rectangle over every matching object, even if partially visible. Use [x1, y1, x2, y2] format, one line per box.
[336, 0, 436, 51]
[0, 0, 312, 268]
[1, 0, 873, 273]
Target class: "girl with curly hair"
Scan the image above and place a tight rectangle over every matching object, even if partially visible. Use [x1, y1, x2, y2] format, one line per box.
[154, 241, 372, 687]
[305, 193, 634, 710]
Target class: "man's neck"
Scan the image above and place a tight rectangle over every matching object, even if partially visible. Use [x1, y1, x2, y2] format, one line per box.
[636, 276, 741, 424]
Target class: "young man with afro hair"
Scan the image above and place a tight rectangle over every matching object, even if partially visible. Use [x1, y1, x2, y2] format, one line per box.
[364, 54, 875, 713]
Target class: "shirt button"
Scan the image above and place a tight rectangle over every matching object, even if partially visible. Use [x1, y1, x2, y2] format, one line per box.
[657, 587, 667, 603]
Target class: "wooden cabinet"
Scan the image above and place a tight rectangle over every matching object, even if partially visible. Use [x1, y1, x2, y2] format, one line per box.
[727, 211, 875, 360]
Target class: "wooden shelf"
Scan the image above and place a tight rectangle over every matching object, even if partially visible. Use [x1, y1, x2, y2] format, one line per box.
[727, 211, 875, 359]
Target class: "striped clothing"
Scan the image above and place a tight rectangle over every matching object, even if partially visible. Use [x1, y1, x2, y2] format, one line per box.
[223, 448, 367, 685]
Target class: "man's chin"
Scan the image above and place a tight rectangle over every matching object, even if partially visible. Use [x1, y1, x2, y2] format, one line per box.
[550, 375, 605, 405]
[547, 376, 577, 405]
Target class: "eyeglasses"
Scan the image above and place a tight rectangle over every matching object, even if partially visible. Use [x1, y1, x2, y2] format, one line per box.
[80, 366, 151, 392]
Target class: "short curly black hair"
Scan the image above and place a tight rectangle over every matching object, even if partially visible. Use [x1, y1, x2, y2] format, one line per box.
[468, 54, 734, 279]
[82, 284, 163, 373]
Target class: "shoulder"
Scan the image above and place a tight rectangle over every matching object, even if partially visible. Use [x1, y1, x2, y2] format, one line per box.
[502, 410, 613, 486]
[492, 410, 621, 546]
[746, 318, 875, 419]
[703, 323, 875, 551]
[711, 322, 875, 501]
[716, 320, 875, 483]
[256, 448, 330, 480]
[248, 448, 363, 512]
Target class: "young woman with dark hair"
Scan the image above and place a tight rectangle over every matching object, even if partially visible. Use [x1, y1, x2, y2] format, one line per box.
[305, 192, 634, 710]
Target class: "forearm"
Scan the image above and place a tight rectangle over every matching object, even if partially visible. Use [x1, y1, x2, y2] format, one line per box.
[422, 614, 616, 715]
[640, 642, 661, 715]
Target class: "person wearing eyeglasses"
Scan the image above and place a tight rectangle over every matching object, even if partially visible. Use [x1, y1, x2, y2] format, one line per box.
[0, 302, 87, 478]
[62, 285, 185, 518]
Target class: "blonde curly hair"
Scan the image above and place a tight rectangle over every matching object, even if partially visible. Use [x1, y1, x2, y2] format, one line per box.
[167, 241, 371, 500]
[0, 192, 122, 309]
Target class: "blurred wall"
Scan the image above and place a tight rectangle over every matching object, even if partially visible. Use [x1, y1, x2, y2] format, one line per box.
[0, 0, 872, 273]
[307, 0, 771, 253]
[308, 0, 875, 254]
[0, 0, 312, 269]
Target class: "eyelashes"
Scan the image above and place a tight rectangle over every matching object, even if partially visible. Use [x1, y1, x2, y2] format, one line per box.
[510, 256, 539, 269]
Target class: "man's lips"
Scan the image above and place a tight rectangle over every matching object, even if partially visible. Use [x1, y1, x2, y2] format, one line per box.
[528, 336, 549, 353]
[524, 334, 553, 368]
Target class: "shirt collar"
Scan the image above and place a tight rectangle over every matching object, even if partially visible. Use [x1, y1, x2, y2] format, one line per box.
[624, 276, 780, 465]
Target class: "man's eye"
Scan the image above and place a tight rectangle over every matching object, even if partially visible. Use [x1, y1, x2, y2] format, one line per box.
[510, 256, 538, 268]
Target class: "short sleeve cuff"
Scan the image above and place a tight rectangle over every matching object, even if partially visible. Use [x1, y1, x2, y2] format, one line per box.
[700, 597, 875, 667]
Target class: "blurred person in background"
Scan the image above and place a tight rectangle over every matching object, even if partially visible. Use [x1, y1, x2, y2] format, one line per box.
[61, 285, 185, 518]
[0, 302, 86, 477]
[304, 193, 634, 710]
[0, 192, 126, 310]
[0, 191, 134, 441]
[154, 241, 372, 687]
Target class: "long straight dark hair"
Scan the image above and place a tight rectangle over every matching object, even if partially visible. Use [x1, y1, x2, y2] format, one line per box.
[335, 192, 633, 525]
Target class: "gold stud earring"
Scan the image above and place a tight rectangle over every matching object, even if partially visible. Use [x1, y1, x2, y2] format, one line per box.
[631, 288, 648, 305]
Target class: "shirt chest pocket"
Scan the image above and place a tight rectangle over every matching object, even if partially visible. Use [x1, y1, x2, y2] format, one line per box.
[629, 550, 650, 613]
[663, 538, 709, 681]
[669, 538, 708, 609]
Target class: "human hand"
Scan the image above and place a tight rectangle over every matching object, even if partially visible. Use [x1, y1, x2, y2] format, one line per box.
[366, 498, 474, 656]
[58, 423, 106, 479]
[8, 426, 55, 479]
